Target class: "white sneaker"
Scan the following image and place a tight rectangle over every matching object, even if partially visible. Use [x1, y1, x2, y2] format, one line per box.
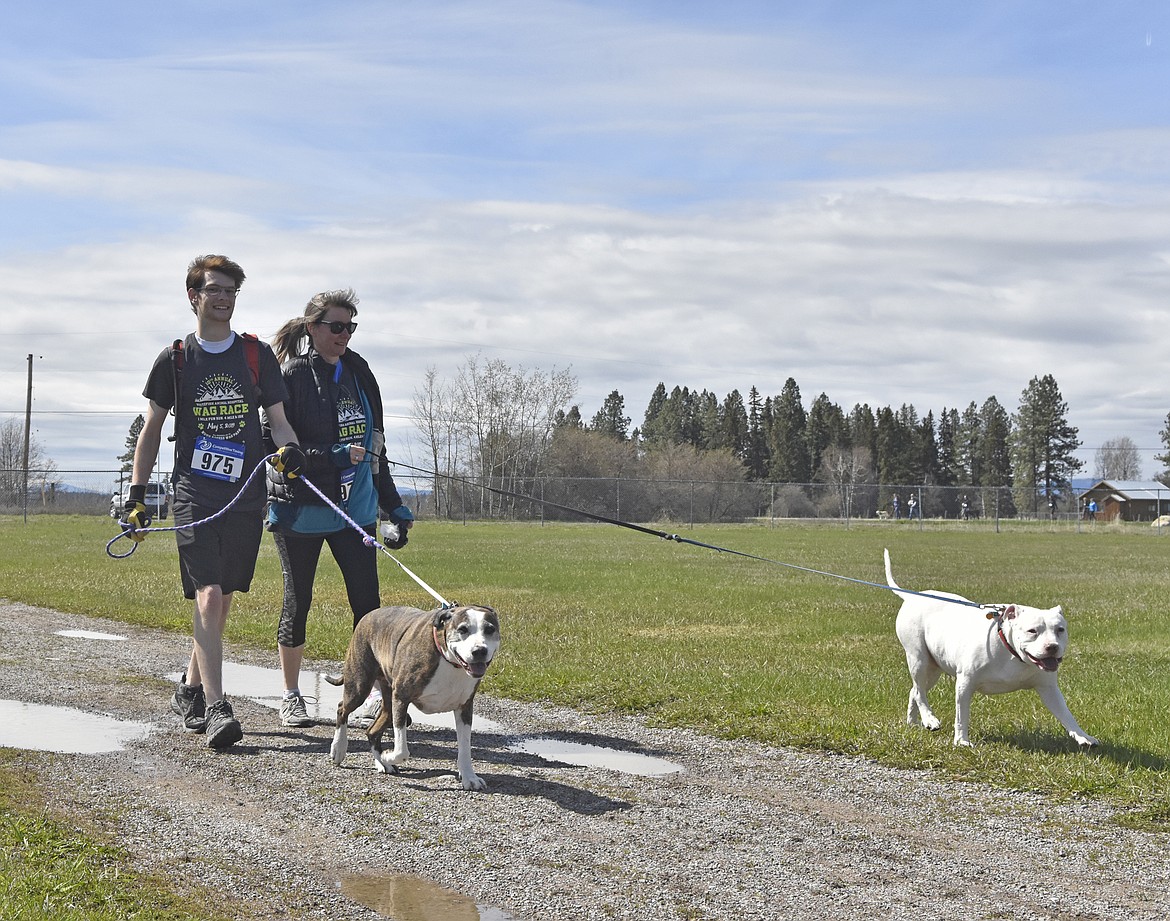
[347, 695, 382, 729]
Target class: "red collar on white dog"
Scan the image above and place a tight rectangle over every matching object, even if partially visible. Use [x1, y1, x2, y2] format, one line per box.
[984, 605, 1031, 665]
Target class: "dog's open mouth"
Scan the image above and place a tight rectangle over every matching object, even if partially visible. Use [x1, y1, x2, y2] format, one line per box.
[466, 661, 490, 679]
[1027, 653, 1062, 672]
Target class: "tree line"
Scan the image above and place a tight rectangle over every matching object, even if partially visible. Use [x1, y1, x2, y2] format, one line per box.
[410, 356, 1170, 520]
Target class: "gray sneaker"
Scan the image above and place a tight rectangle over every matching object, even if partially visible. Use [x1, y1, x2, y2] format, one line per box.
[347, 695, 382, 729]
[170, 673, 207, 733]
[205, 698, 243, 750]
[279, 692, 314, 728]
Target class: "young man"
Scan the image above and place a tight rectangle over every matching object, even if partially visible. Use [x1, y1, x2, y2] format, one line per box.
[126, 255, 303, 749]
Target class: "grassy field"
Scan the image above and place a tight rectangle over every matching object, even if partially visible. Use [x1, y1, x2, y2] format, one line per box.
[2, 513, 1169, 833]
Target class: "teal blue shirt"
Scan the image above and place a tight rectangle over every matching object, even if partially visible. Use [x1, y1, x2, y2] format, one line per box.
[267, 375, 377, 534]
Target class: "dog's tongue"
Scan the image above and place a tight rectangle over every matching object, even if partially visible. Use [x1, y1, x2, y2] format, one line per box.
[1035, 656, 1061, 672]
[467, 662, 488, 679]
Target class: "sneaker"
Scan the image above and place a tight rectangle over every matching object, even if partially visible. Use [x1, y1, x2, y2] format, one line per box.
[280, 692, 314, 728]
[205, 698, 243, 750]
[347, 694, 382, 729]
[170, 673, 207, 734]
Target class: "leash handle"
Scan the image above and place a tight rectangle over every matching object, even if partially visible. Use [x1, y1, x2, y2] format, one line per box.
[106, 454, 278, 559]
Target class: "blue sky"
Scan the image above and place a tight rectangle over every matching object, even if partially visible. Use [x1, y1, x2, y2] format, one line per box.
[4, 1, 1170, 481]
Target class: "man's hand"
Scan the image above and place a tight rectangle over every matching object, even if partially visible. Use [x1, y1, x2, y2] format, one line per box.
[269, 443, 305, 479]
[122, 484, 151, 542]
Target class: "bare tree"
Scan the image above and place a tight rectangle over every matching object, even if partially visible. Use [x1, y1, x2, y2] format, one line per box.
[413, 355, 577, 517]
[1094, 436, 1142, 481]
[0, 416, 58, 507]
[819, 444, 875, 519]
[411, 368, 458, 516]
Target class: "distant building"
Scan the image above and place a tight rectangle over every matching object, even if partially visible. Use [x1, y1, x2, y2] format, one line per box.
[1077, 480, 1170, 522]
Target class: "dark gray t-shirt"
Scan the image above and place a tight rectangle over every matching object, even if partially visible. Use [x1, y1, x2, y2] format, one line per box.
[142, 333, 288, 512]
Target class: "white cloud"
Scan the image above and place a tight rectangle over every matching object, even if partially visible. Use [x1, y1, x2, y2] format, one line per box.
[4, 2, 1170, 477]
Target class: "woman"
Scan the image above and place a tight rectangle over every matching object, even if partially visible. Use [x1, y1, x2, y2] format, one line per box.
[266, 289, 414, 727]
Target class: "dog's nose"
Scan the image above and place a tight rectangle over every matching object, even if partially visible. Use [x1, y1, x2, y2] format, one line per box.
[470, 646, 488, 661]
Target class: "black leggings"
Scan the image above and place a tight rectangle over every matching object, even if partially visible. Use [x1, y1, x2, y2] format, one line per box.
[272, 526, 380, 648]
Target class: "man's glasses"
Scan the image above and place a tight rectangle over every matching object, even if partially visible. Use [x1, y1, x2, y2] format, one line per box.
[199, 285, 239, 298]
[317, 320, 357, 334]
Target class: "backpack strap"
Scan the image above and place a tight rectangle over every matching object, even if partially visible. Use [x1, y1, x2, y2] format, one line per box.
[240, 332, 261, 390]
[170, 338, 185, 411]
[171, 334, 260, 398]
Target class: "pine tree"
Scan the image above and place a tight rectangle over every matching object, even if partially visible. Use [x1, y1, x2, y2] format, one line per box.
[590, 391, 630, 442]
[719, 389, 749, 461]
[1012, 374, 1083, 514]
[767, 378, 810, 483]
[746, 387, 768, 479]
[119, 414, 145, 473]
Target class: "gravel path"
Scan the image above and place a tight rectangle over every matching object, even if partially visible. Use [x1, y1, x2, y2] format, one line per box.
[1, 600, 1166, 921]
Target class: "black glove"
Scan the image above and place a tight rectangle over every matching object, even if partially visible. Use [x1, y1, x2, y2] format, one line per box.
[269, 443, 305, 479]
[122, 484, 151, 542]
[379, 506, 413, 550]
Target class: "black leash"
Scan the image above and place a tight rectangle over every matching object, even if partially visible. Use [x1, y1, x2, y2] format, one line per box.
[389, 461, 990, 611]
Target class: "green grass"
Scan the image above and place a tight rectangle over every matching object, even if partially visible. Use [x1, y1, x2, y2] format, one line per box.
[0, 750, 242, 920]
[3, 514, 1170, 840]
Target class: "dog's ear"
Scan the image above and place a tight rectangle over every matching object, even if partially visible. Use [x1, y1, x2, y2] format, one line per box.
[1003, 604, 1017, 620]
[432, 607, 454, 629]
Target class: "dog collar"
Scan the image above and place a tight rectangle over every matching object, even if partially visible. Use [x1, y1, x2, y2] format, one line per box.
[985, 606, 1025, 663]
[433, 626, 475, 675]
[995, 624, 1025, 662]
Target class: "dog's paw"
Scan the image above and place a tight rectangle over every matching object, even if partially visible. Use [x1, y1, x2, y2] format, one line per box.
[923, 716, 941, 731]
[329, 736, 347, 767]
[460, 771, 487, 792]
[374, 753, 398, 774]
[386, 745, 410, 766]
[1075, 733, 1100, 748]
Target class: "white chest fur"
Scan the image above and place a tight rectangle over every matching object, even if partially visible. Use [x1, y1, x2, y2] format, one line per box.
[412, 661, 480, 714]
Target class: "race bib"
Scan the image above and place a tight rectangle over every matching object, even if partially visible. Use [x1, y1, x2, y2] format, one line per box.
[191, 435, 245, 482]
[339, 466, 356, 504]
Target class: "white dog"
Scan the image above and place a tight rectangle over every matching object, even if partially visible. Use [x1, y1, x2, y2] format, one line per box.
[885, 549, 1097, 748]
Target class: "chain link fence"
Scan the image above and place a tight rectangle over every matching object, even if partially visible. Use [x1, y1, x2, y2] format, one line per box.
[6, 469, 1170, 531]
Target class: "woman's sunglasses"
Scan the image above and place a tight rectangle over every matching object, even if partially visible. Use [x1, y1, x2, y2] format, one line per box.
[316, 320, 357, 335]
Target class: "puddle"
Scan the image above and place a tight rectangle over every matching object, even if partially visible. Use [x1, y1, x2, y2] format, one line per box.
[0, 700, 151, 753]
[341, 873, 517, 921]
[509, 737, 684, 777]
[162, 659, 684, 777]
[56, 629, 126, 641]
[166, 661, 506, 732]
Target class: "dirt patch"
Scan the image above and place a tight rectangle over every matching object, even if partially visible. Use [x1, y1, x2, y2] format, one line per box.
[0, 600, 1166, 920]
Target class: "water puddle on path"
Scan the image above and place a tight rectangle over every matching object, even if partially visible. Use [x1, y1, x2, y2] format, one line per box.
[55, 629, 126, 641]
[0, 700, 151, 753]
[340, 873, 517, 921]
[169, 662, 507, 732]
[180, 660, 684, 775]
[509, 737, 684, 777]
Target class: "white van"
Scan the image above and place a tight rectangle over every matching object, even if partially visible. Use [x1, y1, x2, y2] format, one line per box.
[110, 481, 170, 520]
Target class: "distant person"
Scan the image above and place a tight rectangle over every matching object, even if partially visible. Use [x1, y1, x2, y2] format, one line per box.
[125, 255, 302, 750]
[266, 288, 414, 729]
[892, 494, 901, 519]
[1049, 495, 1057, 519]
[961, 495, 971, 520]
[907, 494, 918, 519]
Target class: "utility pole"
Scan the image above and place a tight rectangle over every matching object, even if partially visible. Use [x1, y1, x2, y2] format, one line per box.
[22, 354, 32, 523]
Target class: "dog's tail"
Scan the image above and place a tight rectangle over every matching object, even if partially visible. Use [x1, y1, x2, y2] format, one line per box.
[883, 548, 901, 590]
[322, 673, 343, 686]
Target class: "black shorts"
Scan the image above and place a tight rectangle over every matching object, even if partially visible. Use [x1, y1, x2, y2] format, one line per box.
[174, 505, 264, 600]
